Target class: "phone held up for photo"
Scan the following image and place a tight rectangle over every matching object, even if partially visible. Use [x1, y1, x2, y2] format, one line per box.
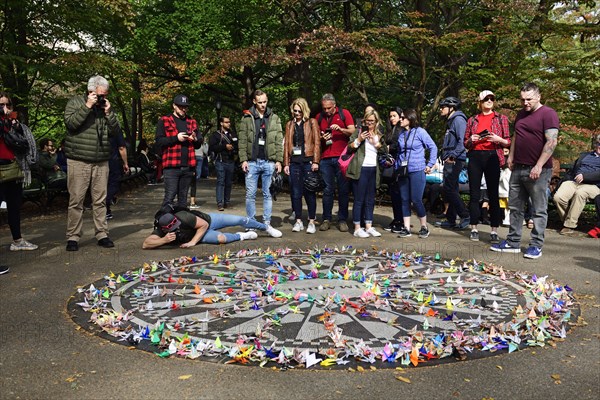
[323, 128, 333, 146]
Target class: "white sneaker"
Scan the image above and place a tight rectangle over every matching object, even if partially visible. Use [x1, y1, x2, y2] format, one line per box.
[237, 231, 258, 241]
[306, 222, 316, 234]
[10, 239, 38, 251]
[353, 228, 370, 238]
[292, 221, 304, 232]
[366, 227, 381, 237]
[266, 224, 283, 238]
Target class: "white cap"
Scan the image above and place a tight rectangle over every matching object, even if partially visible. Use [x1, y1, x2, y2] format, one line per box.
[478, 90, 495, 101]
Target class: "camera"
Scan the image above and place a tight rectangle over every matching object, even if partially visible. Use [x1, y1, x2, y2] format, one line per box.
[97, 95, 107, 108]
[324, 128, 332, 134]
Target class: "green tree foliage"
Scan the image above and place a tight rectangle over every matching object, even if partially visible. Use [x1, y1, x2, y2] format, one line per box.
[1, 0, 598, 160]
[0, 0, 133, 139]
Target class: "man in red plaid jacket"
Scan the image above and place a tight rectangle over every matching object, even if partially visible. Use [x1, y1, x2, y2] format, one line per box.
[155, 94, 202, 209]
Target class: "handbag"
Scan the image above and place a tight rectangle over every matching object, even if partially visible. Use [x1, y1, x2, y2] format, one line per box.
[379, 153, 395, 179]
[396, 163, 408, 178]
[304, 170, 326, 192]
[338, 146, 356, 178]
[0, 160, 24, 183]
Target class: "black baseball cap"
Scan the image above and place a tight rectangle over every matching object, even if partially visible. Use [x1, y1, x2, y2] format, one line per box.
[173, 94, 190, 107]
[158, 213, 181, 232]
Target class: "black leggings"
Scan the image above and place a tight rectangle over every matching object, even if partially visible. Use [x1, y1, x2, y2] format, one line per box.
[0, 180, 23, 240]
[467, 150, 501, 227]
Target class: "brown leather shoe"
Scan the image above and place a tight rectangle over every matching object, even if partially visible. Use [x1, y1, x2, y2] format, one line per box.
[559, 227, 576, 236]
[338, 221, 349, 232]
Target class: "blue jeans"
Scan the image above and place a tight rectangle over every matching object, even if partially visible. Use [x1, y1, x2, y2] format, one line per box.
[215, 160, 234, 205]
[443, 160, 468, 221]
[289, 162, 317, 220]
[507, 166, 552, 248]
[352, 166, 377, 224]
[320, 157, 349, 221]
[398, 170, 427, 218]
[201, 213, 266, 244]
[245, 159, 275, 224]
[162, 167, 194, 208]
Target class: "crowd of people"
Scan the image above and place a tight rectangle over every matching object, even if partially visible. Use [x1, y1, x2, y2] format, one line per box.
[1, 78, 599, 274]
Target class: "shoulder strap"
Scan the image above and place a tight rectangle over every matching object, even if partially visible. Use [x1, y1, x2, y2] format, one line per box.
[338, 108, 346, 123]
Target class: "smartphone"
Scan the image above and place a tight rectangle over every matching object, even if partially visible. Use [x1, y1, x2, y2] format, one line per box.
[479, 129, 489, 138]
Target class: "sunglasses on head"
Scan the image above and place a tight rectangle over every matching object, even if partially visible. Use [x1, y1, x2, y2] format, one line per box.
[161, 217, 179, 231]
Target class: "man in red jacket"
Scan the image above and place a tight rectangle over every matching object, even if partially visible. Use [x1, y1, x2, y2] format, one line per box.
[155, 94, 202, 209]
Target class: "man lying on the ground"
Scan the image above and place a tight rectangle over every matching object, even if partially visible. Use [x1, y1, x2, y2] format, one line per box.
[142, 207, 274, 249]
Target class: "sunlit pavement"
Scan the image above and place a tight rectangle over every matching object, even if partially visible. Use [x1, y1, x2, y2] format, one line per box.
[1, 179, 598, 399]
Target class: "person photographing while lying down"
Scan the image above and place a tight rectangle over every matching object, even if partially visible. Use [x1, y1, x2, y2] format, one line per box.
[142, 206, 272, 249]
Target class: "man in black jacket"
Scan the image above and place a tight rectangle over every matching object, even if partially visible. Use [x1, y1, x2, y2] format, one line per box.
[553, 134, 600, 236]
[208, 116, 237, 210]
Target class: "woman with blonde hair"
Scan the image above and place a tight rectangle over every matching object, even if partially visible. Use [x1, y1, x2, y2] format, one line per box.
[283, 98, 321, 233]
[345, 109, 388, 238]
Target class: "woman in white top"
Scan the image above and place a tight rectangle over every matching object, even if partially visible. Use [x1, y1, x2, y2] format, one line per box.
[345, 109, 387, 238]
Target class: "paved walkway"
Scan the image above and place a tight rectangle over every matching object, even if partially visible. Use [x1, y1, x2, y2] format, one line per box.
[1, 179, 598, 399]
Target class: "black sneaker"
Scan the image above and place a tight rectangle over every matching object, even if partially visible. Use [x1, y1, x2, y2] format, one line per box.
[98, 237, 115, 248]
[418, 226, 430, 238]
[490, 232, 500, 244]
[66, 240, 79, 252]
[0, 265, 9, 275]
[397, 227, 412, 238]
[384, 221, 396, 232]
[469, 230, 479, 241]
[391, 222, 405, 234]
[106, 213, 114, 220]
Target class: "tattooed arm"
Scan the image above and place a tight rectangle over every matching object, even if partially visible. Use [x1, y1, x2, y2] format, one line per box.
[530, 128, 558, 180]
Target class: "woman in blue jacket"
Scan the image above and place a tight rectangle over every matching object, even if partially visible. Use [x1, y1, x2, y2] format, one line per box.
[395, 109, 437, 238]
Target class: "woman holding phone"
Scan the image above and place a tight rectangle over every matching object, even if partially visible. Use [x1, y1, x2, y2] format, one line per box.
[345, 109, 387, 238]
[464, 90, 511, 243]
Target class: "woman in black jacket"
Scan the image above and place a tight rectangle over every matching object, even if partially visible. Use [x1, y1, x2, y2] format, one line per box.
[384, 107, 403, 233]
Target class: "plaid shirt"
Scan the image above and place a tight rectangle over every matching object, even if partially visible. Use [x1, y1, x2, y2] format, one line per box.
[464, 111, 511, 167]
[160, 115, 198, 168]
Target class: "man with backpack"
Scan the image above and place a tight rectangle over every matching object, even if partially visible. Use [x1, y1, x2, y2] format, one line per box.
[317, 93, 356, 232]
[435, 96, 470, 230]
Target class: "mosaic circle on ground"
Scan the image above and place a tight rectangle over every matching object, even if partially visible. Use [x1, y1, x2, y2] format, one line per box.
[68, 247, 578, 369]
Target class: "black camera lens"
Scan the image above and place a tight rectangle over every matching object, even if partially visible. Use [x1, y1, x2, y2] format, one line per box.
[97, 95, 107, 108]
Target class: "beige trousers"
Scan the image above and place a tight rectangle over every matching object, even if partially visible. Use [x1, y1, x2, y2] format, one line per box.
[553, 180, 600, 228]
[66, 159, 110, 241]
